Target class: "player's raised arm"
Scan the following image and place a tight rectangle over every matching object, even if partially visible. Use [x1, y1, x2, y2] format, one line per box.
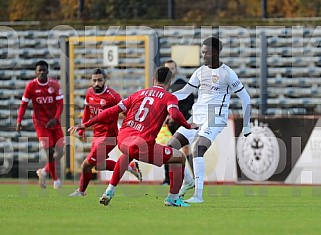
[173, 69, 199, 101]
[85, 104, 122, 127]
[173, 83, 196, 101]
[68, 102, 125, 135]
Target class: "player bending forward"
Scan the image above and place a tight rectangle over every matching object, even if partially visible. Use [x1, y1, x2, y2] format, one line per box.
[69, 66, 198, 207]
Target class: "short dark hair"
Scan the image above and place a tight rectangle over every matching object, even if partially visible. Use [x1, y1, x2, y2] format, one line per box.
[92, 68, 107, 79]
[202, 37, 223, 53]
[164, 59, 177, 67]
[155, 66, 172, 85]
[35, 60, 48, 69]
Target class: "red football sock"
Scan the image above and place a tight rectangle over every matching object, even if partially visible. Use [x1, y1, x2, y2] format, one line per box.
[110, 154, 129, 186]
[48, 161, 58, 180]
[79, 171, 92, 192]
[169, 164, 184, 194]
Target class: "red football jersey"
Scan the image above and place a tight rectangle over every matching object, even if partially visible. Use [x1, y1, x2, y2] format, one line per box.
[83, 86, 121, 137]
[19, 78, 63, 128]
[118, 85, 179, 144]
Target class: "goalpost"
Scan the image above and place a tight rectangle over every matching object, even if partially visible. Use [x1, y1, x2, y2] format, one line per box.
[60, 34, 158, 177]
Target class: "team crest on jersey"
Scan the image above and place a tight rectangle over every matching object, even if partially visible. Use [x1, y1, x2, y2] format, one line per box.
[212, 75, 219, 83]
[236, 120, 280, 182]
[100, 99, 107, 106]
[164, 147, 171, 155]
[48, 87, 54, 94]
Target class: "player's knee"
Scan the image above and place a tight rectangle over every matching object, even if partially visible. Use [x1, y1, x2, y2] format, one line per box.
[194, 145, 208, 157]
[168, 136, 185, 150]
[81, 160, 93, 172]
[171, 149, 186, 165]
[53, 149, 64, 160]
[193, 137, 211, 157]
[167, 137, 178, 149]
[56, 146, 64, 156]
[181, 153, 187, 165]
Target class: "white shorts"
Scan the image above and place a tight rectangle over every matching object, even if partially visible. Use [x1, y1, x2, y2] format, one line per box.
[176, 116, 227, 144]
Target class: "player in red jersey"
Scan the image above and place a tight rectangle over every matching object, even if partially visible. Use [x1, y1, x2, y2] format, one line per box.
[16, 60, 64, 189]
[69, 68, 142, 196]
[69, 67, 198, 207]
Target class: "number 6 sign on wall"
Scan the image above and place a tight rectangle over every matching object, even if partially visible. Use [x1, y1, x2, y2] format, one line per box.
[103, 46, 119, 66]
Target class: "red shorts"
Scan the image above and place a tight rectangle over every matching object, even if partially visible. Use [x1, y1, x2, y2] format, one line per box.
[86, 136, 117, 165]
[117, 135, 173, 167]
[35, 126, 64, 149]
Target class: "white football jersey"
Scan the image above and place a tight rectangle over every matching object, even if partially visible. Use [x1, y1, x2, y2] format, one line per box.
[188, 64, 244, 124]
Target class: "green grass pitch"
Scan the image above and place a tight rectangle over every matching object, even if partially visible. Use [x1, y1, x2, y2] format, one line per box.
[1, 181, 321, 235]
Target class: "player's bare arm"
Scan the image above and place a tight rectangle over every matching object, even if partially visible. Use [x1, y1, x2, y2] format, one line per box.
[173, 83, 195, 101]
[16, 123, 22, 132]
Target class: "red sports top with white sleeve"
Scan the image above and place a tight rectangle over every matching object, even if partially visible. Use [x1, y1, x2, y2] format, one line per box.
[17, 78, 63, 128]
[83, 85, 191, 144]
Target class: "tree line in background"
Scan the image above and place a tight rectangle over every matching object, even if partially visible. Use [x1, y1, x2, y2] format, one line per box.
[0, 0, 320, 22]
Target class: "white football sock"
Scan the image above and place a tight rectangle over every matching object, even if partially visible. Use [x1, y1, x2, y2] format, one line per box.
[193, 157, 205, 198]
[184, 167, 194, 184]
[168, 193, 179, 200]
[106, 184, 116, 193]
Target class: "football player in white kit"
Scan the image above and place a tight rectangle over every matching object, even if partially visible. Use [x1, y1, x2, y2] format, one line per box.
[168, 37, 252, 203]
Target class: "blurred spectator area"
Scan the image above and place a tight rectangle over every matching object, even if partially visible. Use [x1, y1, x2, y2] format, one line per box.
[1, 26, 321, 163]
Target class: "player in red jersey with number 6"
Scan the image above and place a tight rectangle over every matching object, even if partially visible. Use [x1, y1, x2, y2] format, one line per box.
[16, 60, 64, 189]
[69, 67, 198, 207]
[69, 68, 142, 197]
